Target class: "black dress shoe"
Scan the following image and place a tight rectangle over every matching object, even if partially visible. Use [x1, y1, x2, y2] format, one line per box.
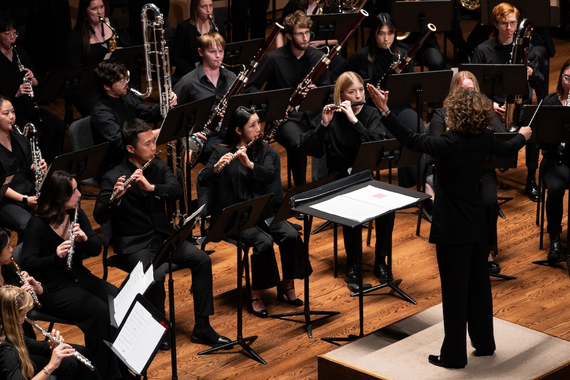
[548, 239, 562, 262]
[344, 267, 359, 283]
[191, 331, 232, 348]
[488, 261, 501, 274]
[428, 355, 465, 369]
[525, 180, 539, 202]
[249, 297, 268, 318]
[347, 282, 372, 292]
[373, 262, 390, 282]
[277, 285, 303, 306]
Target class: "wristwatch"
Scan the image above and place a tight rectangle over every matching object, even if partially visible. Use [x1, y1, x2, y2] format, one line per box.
[22, 195, 28, 205]
[381, 109, 391, 117]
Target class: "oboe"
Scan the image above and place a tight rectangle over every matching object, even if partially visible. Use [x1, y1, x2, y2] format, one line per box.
[66, 199, 80, 270]
[10, 258, 41, 307]
[109, 151, 161, 202]
[25, 317, 95, 371]
[208, 14, 219, 33]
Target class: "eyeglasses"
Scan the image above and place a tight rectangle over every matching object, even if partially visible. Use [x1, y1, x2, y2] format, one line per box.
[292, 30, 311, 38]
[118, 71, 131, 84]
[498, 21, 517, 28]
[2, 30, 18, 38]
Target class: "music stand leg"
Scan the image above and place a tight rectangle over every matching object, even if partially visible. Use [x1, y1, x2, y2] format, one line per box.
[270, 215, 340, 338]
[167, 252, 178, 380]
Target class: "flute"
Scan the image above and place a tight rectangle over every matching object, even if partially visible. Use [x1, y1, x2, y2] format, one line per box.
[25, 317, 95, 371]
[66, 199, 80, 270]
[10, 258, 41, 308]
[324, 101, 365, 111]
[109, 151, 161, 202]
[214, 139, 259, 174]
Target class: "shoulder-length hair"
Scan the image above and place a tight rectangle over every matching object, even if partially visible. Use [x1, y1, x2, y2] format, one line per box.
[367, 13, 399, 63]
[334, 71, 364, 105]
[74, 0, 106, 62]
[0, 286, 34, 379]
[190, 0, 215, 26]
[449, 70, 481, 93]
[556, 59, 570, 98]
[34, 171, 75, 225]
[445, 87, 493, 135]
[220, 106, 258, 148]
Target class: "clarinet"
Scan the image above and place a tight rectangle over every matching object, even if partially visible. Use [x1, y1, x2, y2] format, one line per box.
[186, 22, 285, 167]
[11, 122, 44, 196]
[10, 258, 41, 307]
[376, 23, 437, 90]
[109, 151, 161, 202]
[208, 14, 219, 33]
[25, 317, 95, 371]
[263, 9, 368, 142]
[12, 45, 43, 124]
[66, 199, 80, 270]
[556, 92, 570, 166]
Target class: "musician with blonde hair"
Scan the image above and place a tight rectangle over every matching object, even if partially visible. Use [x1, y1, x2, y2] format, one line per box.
[0, 285, 99, 380]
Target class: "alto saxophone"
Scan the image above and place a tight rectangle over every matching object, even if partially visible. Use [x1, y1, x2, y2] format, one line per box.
[66, 199, 80, 270]
[99, 16, 118, 53]
[11, 122, 44, 196]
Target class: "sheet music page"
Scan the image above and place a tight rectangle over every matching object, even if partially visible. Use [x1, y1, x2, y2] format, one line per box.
[113, 301, 166, 374]
[310, 185, 418, 222]
[114, 262, 154, 325]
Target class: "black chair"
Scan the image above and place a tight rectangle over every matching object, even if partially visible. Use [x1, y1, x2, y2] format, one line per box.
[68, 116, 101, 197]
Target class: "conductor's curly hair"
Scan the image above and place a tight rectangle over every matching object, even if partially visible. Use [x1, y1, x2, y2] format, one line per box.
[445, 87, 493, 135]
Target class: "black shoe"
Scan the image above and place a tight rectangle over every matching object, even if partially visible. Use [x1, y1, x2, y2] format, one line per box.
[548, 233, 562, 262]
[191, 329, 232, 348]
[373, 262, 390, 282]
[159, 335, 171, 351]
[344, 267, 359, 283]
[428, 355, 465, 369]
[525, 180, 539, 202]
[249, 297, 268, 318]
[295, 213, 305, 220]
[488, 261, 501, 274]
[277, 285, 303, 306]
[347, 282, 372, 292]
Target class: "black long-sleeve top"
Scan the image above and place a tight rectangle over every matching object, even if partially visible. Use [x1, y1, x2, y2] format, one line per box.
[0, 337, 51, 380]
[301, 105, 385, 178]
[429, 107, 506, 136]
[21, 209, 101, 291]
[381, 112, 526, 245]
[0, 131, 34, 203]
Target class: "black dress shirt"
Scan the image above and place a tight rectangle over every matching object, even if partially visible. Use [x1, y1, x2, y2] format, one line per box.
[0, 131, 34, 202]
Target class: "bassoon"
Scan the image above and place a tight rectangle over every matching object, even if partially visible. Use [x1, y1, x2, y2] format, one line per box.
[263, 9, 369, 143]
[186, 22, 285, 168]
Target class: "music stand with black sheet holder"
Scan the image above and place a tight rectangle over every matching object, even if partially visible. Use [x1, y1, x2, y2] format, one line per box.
[151, 208, 203, 378]
[391, 0, 453, 70]
[224, 39, 264, 67]
[106, 45, 145, 89]
[481, 0, 555, 27]
[197, 194, 273, 365]
[46, 142, 109, 183]
[290, 170, 428, 343]
[523, 105, 570, 277]
[459, 64, 528, 101]
[309, 12, 359, 47]
[268, 174, 340, 338]
[0, 171, 17, 203]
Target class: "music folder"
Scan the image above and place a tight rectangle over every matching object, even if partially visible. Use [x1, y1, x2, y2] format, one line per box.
[105, 294, 170, 377]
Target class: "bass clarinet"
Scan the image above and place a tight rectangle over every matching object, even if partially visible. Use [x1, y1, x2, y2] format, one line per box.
[66, 199, 80, 270]
[10, 258, 41, 307]
[11, 122, 44, 196]
[25, 317, 95, 371]
[109, 151, 161, 202]
[263, 9, 369, 143]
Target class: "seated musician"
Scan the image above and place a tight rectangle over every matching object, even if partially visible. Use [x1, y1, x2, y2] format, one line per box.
[472, 2, 544, 202]
[429, 71, 506, 274]
[245, 10, 332, 187]
[20, 171, 123, 379]
[0, 286, 100, 380]
[0, 16, 65, 163]
[331, 12, 425, 188]
[300, 72, 391, 285]
[90, 61, 177, 178]
[0, 96, 47, 242]
[197, 106, 307, 318]
[93, 119, 230, 349]
[539, 59, 570, 262]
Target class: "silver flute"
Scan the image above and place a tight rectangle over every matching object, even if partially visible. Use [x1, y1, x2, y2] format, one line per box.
[10, 257, 41, 307]
[66, 199, 80, 270]
[109, 151, 161, 202]
[25, 317, 95, 371]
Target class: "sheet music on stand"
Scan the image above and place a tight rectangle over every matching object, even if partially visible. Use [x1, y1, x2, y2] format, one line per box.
[110, 260, 154, 327]
[106, 294, 170, 377]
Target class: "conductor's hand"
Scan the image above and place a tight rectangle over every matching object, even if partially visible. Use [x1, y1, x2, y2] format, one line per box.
[133, 169, 155, 192]
[519, 126, 532, 141]
[111, 175, 129, 201]
[56, 240, 73, 259]
[367, 84, 389, 113]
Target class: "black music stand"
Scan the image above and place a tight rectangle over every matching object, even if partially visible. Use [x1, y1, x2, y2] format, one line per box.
[385, 70, 453, 190]
[523, 106, 570, 276]
[106, 45, 145, 89]
[152, 210, 202, 379]
[298, 85, 335, 113]
[481, 0, 555, 27]
[309, 13, 359, 47]
[0, 71, 25, 97]
[392, 0, 453, 70]
[268, 174, 341, 337]
[459, 64, 528, 102]
[197, 194, 273, 365]
[219, 89, 291, 130]
[224, 39, 264, 67]
[291, 171, 428, 343]
[47, 142, 109, 182]
[0, 171, 17, 202]
[482, 133, 519, 281]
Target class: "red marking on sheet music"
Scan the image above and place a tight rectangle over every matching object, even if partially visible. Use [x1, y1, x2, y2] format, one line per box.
[372, 192, 387, 199]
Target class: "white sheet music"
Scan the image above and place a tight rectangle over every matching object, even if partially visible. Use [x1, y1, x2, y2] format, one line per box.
[114, 261, 154, 325]
[310, 185, 419, 222]
[112, 301, 166, 374]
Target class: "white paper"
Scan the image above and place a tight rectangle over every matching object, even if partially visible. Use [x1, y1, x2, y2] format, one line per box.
[310, 185, 419, 223]
[114, 262, 154, 325]
[112, 301, 166, 374]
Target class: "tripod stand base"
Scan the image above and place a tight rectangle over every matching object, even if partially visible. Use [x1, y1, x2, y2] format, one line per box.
[197, 335, 267, 365]
[321, 334, 362, 345]
[311, 220, 332, 235]
[350, 278, 417, 305]
[489, 273, 517, 280]
[269, 310, 340, 338]
[533, 258, 570, 278]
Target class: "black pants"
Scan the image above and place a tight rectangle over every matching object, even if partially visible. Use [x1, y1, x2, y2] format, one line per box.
[0, 202, 32, 242]
[123, 235, 214, 318]
[543, 158, 569, 234]
[39, 273, 120, 380]
[481, 169, 498, 250]
[436, 241, 495, 366]
[275, 119, 308, 187]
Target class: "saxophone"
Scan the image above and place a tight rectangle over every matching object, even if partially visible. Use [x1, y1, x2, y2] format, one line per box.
[66, 199, 80, 270]
[99, 16, 118, 53]
[11, 122, 44, 196]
